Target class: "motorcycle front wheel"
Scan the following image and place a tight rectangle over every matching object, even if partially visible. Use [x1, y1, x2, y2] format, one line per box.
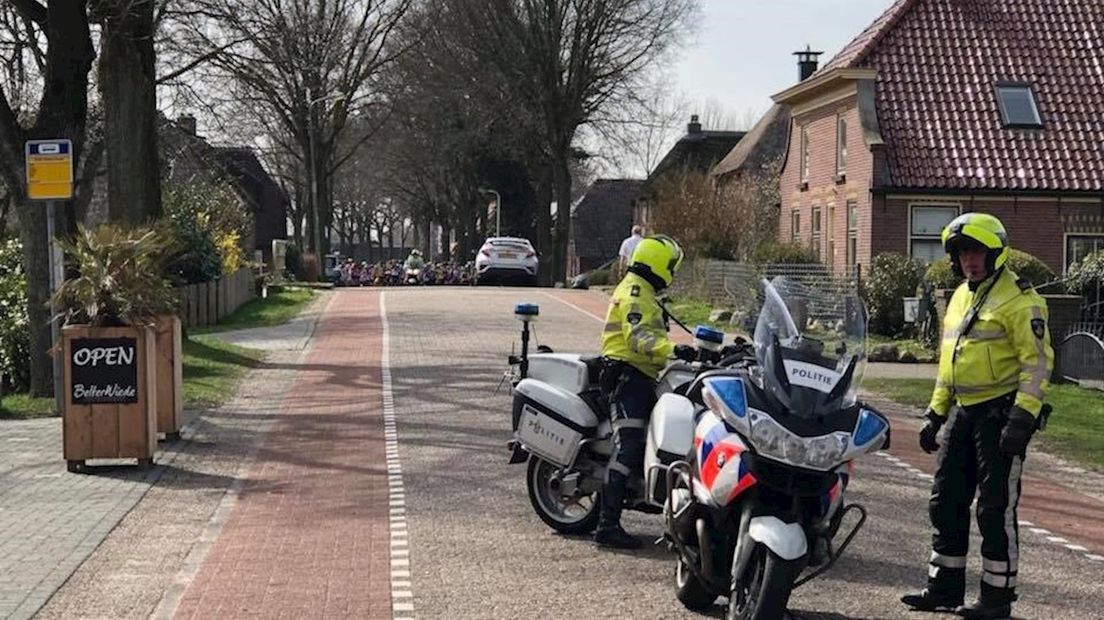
[728, 544, 802, 620]
[526, 457, 600, 534]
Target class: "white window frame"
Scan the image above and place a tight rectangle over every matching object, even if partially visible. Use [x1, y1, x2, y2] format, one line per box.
[1063, 232, 1104, 273]
[811, 205, 822, 257]
[800, 125, 810, 185]
[846, 199, 858, 267]
[836, 116, 847, 178]
[791, 210, 801, 242]
[908, 203, 961, 262]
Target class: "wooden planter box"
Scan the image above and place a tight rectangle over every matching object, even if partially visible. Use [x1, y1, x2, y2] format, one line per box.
[153, 315, 184, 440]
[62, 324, 157, 471]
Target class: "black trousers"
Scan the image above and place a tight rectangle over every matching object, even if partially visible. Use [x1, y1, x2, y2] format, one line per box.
[599, 362, 657, 527]
[927, 394, 1022, 604]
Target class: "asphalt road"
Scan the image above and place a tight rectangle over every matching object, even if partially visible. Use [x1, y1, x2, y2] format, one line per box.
[385, 286, 1104, 620]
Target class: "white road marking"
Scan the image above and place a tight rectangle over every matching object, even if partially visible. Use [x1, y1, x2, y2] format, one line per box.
[382, 292, 416, 620]
[542, 291, 605, 323]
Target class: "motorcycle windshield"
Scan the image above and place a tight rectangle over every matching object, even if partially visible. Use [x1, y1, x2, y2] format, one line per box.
[753, 276, 867, 419]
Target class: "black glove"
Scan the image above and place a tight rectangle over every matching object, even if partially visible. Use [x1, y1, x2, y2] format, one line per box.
[673, 344, 697, 362]
[918, 409, 944, 454]
[999, 406, 1036, 457]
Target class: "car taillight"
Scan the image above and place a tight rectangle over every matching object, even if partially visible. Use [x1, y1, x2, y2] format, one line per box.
[525, 251, 535, 258]
[481, 249, 491, 256]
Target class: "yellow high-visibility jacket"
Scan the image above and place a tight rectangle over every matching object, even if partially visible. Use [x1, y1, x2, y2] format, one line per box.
[929, 267, 1054, 418]
[601, 272, 675, 378]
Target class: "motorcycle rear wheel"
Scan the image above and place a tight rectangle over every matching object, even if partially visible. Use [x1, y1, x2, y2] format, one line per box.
[727, 545, 802, 620]
[526, 457, 600, 534]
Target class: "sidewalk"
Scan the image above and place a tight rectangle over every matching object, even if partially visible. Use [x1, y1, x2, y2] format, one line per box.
[0, 294, 330, 620]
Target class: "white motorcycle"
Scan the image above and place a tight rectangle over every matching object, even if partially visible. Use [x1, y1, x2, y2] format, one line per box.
[504, 302, 746, 534]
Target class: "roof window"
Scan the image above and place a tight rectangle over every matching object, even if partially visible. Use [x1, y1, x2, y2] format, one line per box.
[996, 84, 1042, 128]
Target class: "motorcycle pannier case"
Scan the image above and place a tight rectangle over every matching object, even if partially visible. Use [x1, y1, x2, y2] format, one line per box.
[644, 393, 696, 505]
[512, 379, 599, 468]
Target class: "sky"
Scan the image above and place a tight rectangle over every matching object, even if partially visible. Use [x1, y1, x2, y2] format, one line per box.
[670, 0, 894, 126]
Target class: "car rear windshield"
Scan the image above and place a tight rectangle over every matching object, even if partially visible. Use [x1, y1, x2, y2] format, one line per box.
[489, 240, 532, 252]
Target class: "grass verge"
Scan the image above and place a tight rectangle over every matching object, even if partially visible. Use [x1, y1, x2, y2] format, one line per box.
[191, 287, 314, 335]
[863, 378, 1104, 470]
[0, 393, 55, 419]
[0, 336, 263, 419]
[182, 336, 264, 409]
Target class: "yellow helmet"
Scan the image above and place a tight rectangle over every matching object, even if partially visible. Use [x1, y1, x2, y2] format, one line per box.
[941, 212, 1009, 274]
[629, 234, 684, 288]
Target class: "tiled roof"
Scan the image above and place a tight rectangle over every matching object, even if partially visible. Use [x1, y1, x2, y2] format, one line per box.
[570, 179, 642, 259]
[822, 0, 1104, 192]
[644, 130, 745, 194]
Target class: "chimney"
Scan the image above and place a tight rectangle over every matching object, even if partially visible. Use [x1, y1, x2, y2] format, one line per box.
[177, 114, 197, 137]
[687, 114, 702, 135]
[794, 45, 824, 81]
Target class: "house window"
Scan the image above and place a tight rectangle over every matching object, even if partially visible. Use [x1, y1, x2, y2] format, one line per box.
[910, 204, 960, 263]
[800, 125, 810, 186]
[846, 200, 858, 267]
[811, 206, 822, 258]
[791, 210, 801, 242]
[836, 116, 847, 178]
[827, 205, 836, 268]
[1066, 234, 1104, 272]
[996, 84, 1042, 128]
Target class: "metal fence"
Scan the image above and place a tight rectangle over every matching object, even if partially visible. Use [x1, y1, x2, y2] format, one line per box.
[1056, 321, 1104, 390]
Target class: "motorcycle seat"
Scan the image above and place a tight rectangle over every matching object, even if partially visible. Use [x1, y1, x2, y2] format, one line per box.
[580, 356, 604, 387]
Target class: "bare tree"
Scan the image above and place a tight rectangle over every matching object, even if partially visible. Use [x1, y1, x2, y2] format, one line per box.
[172, 0, 413, 259]
[0, 0, 97, 396]
[441, 0, 698, 284]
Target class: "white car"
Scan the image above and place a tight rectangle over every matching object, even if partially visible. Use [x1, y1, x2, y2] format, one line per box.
[475, 237, 539, 285]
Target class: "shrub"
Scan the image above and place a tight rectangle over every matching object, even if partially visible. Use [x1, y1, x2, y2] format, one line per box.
[752, 241, 819, 265]
[0, 239, 29, 391]
[53, 224, 178, 327]
[1065, 249, 1104, 295]
[864, 252, 925, 336]
[162, 182, 250, 282]
[924, 248, 1057, 291]
[586, 266, 612, 286]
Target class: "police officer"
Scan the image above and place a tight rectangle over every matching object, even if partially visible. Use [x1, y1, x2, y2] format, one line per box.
[902, 213, 1053, 619]
[595, 234, 696, 549]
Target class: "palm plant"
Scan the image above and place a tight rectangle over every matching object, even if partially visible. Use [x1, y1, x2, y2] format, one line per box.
[51, 224, 179, 327]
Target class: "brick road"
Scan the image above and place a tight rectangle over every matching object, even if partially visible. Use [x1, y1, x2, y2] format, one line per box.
[171, 290, 391, 619]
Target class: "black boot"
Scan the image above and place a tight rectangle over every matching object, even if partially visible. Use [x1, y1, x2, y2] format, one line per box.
[594, 523, 642, 549]
[901, 589, 964, 612]
[955, 599, 1011, 619]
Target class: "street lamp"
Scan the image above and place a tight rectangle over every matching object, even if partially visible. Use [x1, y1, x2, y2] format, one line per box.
[305, 87, 346, 265]
[478, 187, 501, 237]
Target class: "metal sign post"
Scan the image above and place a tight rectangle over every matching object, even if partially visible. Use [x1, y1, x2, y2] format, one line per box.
[26, 139, 74, 415]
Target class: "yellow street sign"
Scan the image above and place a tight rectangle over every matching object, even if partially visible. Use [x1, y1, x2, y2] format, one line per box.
[26, 140, 74, 200]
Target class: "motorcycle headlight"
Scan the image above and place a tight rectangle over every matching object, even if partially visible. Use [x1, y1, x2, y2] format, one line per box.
[748, 411, 850, 471]
[805, 433, 851, 470]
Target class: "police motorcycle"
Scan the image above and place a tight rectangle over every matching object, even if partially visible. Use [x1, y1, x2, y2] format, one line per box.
[504, 302, 748, 535]
[661, 277, 891, 619]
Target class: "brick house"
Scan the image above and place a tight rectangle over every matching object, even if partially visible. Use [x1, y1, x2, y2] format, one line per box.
[772, 0, 1104, 275]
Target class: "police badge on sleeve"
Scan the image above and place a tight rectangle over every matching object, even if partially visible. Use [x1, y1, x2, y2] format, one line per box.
[1031, 318, 1046, 339]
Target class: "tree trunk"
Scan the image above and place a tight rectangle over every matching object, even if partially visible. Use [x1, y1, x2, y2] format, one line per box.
[534, 167, 553, 286]
[439, 225, 450, 262]
[16, 201, 52, 396]
[551, 150, 572, 286]
[98, 0, 162, 224]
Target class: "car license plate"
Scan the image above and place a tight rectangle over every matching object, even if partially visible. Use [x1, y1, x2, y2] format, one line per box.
[497, 252, 516, 259]
[516, 405, 581, 467]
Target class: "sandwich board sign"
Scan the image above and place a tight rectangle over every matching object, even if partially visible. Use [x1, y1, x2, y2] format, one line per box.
[25, 139, 74, 200]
